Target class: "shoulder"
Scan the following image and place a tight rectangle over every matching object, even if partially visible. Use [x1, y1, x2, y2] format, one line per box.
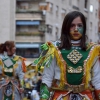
[86, 42, 98, 50]
[13, 55, 26, 61]
[51, 40, 61, 47]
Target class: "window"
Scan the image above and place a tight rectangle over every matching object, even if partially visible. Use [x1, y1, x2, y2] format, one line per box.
[16, 43, 43, 58]
[49, 3, 53, 13]
[55, 27, 59, 40]
[90, 5, 93, 12]
[39, 2, 48, 10]
[56, 6, 59, 16]
[90, 22, 92, 30]
[61, 9, 66, 19]
[84, 0, 88, 9]
[47, 25, 52, 34]
[95, 9, 98, 17]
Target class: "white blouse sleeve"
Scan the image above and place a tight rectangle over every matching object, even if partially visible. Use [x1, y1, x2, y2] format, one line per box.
[91, 59, 100, 90]
[42, 57, 60, 88]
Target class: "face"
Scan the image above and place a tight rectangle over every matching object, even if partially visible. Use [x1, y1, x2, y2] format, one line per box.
[11, 45, 16, 55]
[6, 44, 16, 56]
[70, 16, 83, 40]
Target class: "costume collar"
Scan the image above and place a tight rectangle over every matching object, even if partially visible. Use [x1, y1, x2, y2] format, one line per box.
[71, 40, 81, 44]
[4, 51, 16, 58]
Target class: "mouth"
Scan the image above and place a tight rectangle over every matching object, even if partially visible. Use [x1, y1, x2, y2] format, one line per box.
[73, 33, 79, 36]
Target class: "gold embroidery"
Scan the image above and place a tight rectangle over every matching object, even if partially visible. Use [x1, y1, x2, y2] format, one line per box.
[4, 68, 13, 73]
[67, 50, 82, 64]
[67, 66, 83, 73]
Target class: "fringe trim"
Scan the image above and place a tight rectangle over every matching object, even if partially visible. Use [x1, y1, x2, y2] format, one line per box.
[83, 44, 100, 88]
[54, 47, 67, 88]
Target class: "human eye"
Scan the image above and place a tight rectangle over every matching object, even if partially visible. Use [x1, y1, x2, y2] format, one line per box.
[78, 24, 83, 28]
[70, 24, 75, 28]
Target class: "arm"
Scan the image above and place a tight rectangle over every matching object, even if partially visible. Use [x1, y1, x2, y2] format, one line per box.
[40, 57, 60, 100]
[91, 58, 100, 100]
[17, 61, 25, 88]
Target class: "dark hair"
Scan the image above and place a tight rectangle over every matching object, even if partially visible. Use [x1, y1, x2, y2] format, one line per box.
[4, 41, 15, 51]
[0, 41, 15, 53]
[59, 11, 87, 50]
[0, 43, 4, 53]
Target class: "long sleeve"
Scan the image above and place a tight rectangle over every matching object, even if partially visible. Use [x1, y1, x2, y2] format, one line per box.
[91, 59, 100, 89]
[40, 57, 60, 99]
[15, 61, 24, 88]
[42, 57, 60, 88]
[91, 59, 100, 100]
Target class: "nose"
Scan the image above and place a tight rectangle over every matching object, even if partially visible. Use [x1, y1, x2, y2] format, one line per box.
[74, 25, 78, 31]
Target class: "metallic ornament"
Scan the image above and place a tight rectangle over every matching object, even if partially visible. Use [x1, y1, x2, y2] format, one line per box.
[67, 66, 83, 73]
[4, 68, 13, 72]
[67, 50, 82, 64]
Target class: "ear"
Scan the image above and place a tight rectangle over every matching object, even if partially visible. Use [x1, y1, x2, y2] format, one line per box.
[6, 46, 9, 50]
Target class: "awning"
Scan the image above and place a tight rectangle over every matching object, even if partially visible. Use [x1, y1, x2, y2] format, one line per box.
[16, 21, 40, 25]
[16, 43, 40, 48]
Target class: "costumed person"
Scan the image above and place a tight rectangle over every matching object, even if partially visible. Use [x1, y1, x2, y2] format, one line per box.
[34, 11, 100, 100]
[0, 41, 25, 100]
[3, 41, 27, 72]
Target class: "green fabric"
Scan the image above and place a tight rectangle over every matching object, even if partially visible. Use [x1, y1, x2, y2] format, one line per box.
[3, 58, 16, 77]
[4, 95, 12, 100]
[40, 84, 50, 99]
[34, 43, 54, 70]
[34, 43, 49, 66]
[41, 43, 49, 50]
[2, 58, 16, 100]
[61, 48, 91, 85]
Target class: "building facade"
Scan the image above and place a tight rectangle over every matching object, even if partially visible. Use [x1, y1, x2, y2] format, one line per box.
[16, 0, 99, 43]
[0, 0, 99, 43]
[0, 0, 16, 43]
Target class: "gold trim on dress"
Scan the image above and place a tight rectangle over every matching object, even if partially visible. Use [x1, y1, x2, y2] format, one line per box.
[67, 66, 83, 73]
[4, 68, 13, 73]
[67, 50, 82, 64]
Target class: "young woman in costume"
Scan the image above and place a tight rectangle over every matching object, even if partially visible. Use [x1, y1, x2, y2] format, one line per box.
[34, 11, 100, 100]
[0, 41, 26, 100]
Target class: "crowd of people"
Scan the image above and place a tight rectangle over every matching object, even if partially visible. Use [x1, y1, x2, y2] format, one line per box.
[0, 11, 100, 100]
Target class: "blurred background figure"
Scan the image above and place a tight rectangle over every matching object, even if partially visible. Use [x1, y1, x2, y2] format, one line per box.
[0, 40, 25, 100]
[24, 64, 42, 100]
[2, 41, 27, 72]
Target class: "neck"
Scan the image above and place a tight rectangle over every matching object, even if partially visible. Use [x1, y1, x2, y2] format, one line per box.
[71, 40, 81, 47]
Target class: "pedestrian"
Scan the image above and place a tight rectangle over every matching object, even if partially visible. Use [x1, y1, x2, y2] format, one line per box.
[34, 11, 100, 100]
[0, 40, 25, 100]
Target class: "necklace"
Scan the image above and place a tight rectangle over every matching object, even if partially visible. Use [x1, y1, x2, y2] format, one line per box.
[71, 46, 81, 50]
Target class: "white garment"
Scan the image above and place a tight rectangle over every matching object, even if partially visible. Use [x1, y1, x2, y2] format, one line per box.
[31, 90, 40, 100]
[42, 41, 100, 89]
[42, 57, 100, 90]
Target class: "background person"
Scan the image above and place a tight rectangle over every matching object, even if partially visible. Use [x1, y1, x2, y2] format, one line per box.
[0, 40, 25, 100]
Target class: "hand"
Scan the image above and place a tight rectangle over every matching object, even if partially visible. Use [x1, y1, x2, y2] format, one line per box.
[19, 88, 24, 93]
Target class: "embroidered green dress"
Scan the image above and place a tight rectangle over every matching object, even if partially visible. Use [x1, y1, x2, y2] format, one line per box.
[0, 55, 24, 100]
[34, 41, 100, 100]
